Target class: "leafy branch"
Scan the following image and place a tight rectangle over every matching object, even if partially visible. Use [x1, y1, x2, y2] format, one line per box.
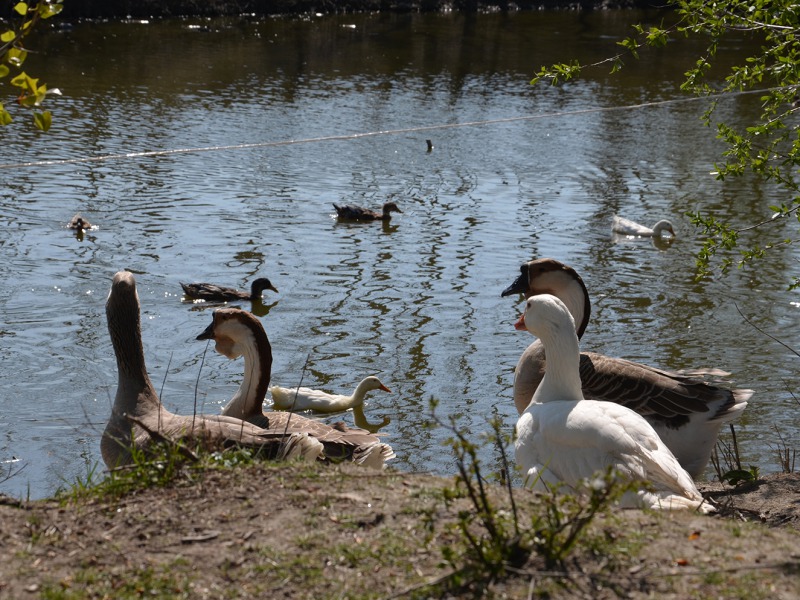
[1, 0, 63, 130]
[422, 399, 631, 595]
[532, 1, 800, 287]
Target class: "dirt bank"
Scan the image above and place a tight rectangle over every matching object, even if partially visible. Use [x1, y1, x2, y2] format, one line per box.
[1, 463, 798, 598]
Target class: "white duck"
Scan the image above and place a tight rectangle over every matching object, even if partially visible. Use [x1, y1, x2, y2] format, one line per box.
[101, 271, 323, 469]
[270, 376, 391, 413]
[196, 308, 395, 468]
[611, 215, 675, 238]
[513, 294, 714, 512]
[501, 258, 751, 478]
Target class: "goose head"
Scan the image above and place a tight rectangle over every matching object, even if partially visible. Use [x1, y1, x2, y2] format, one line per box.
[501, 258, 590, 338]
[196, 307, 271, 365]
[514, 293, 577, 341]
[514, 294, 582, 404]
[197, 307, 273, 420]
[651, 220, 675, 237]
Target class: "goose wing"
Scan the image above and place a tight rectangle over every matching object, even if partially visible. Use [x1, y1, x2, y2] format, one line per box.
[578, 352, 747, 426]
[518, 401, 699, 498]
[259, 411, 395, 465]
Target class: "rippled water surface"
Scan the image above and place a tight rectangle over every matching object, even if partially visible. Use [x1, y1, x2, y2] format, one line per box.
[1, 10, 798, 499]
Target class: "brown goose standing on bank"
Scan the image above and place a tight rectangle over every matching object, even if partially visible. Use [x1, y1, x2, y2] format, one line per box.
[196, 307, 395, 468]
[180, 277, 279, 302]
[332, 201, 402, 222]
[101, 271, 323, 469]
[501, 258, 751, 478]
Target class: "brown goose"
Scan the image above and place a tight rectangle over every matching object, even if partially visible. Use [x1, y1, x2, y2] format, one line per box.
[101, 271, 323, 469]
[180, 278, 278, 302]
[332, 201, 402, 222]
[196, 307, 395, 468]
[501, 258, 751, 478]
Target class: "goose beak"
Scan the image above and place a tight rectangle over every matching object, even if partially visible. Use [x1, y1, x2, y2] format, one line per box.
[501, 271, 528, 297]
[379, 384, 391, 393]
[196, 322, 215, 341]
[514, 313, 527, 331]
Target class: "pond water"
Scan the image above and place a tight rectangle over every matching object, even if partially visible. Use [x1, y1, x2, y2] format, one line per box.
[1, 10, 798, 499]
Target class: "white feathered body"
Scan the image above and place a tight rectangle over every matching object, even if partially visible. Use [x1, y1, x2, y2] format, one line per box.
[513, 294, 712, 512]
[270, 376, 390, 413]
[611, 215, 674, 237]
[271, 386, 355, 412]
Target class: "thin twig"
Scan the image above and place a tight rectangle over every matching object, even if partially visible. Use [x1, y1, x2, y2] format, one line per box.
[734, 302, 800, 358]
[193, 342, 211, 432]
[281, 354, 312, 437]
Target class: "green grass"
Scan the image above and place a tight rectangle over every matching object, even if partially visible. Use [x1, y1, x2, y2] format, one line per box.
[39, 563, 192, 599]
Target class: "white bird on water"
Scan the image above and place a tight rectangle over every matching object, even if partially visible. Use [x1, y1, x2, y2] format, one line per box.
[611, 215, 675, 238]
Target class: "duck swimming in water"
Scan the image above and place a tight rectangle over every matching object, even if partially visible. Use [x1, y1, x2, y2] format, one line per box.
[270, 376, 391, 413]
[332, 202, 402, 222]
[180, 278, 278, 302]
[67, 214, 92, 231]
[611, 215, 675, 238]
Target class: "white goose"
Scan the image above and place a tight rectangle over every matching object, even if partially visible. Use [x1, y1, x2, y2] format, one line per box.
[196, 308, 395, 468]
[101, 271, 323, 469]
[270, 376, 391, 413]
[514, 294, 713, 512]
[502, 258, 751, 478]
[611, 215, 675, 238]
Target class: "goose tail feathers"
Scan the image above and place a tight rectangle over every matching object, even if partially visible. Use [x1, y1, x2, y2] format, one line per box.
[352, 443, 396, 469]
[633, 490, 717, 514]
[279, 433, 325, 462]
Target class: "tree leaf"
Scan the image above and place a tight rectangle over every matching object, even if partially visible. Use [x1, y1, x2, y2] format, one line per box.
[33, 110, 51, 132]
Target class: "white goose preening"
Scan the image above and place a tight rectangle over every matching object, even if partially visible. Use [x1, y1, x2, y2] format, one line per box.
[501, 258, 751, 478]
[196, 308, 395, 468]
[611, 215, 675, 238]
[514, 294, 713, 512]
[101, 271, 323, 469]
[270, 376, 391, 413]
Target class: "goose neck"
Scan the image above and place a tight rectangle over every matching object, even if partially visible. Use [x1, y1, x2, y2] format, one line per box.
[532, 327, 583, 404]
[223, 324, 272, 419]
[107, 290, 160, 415]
